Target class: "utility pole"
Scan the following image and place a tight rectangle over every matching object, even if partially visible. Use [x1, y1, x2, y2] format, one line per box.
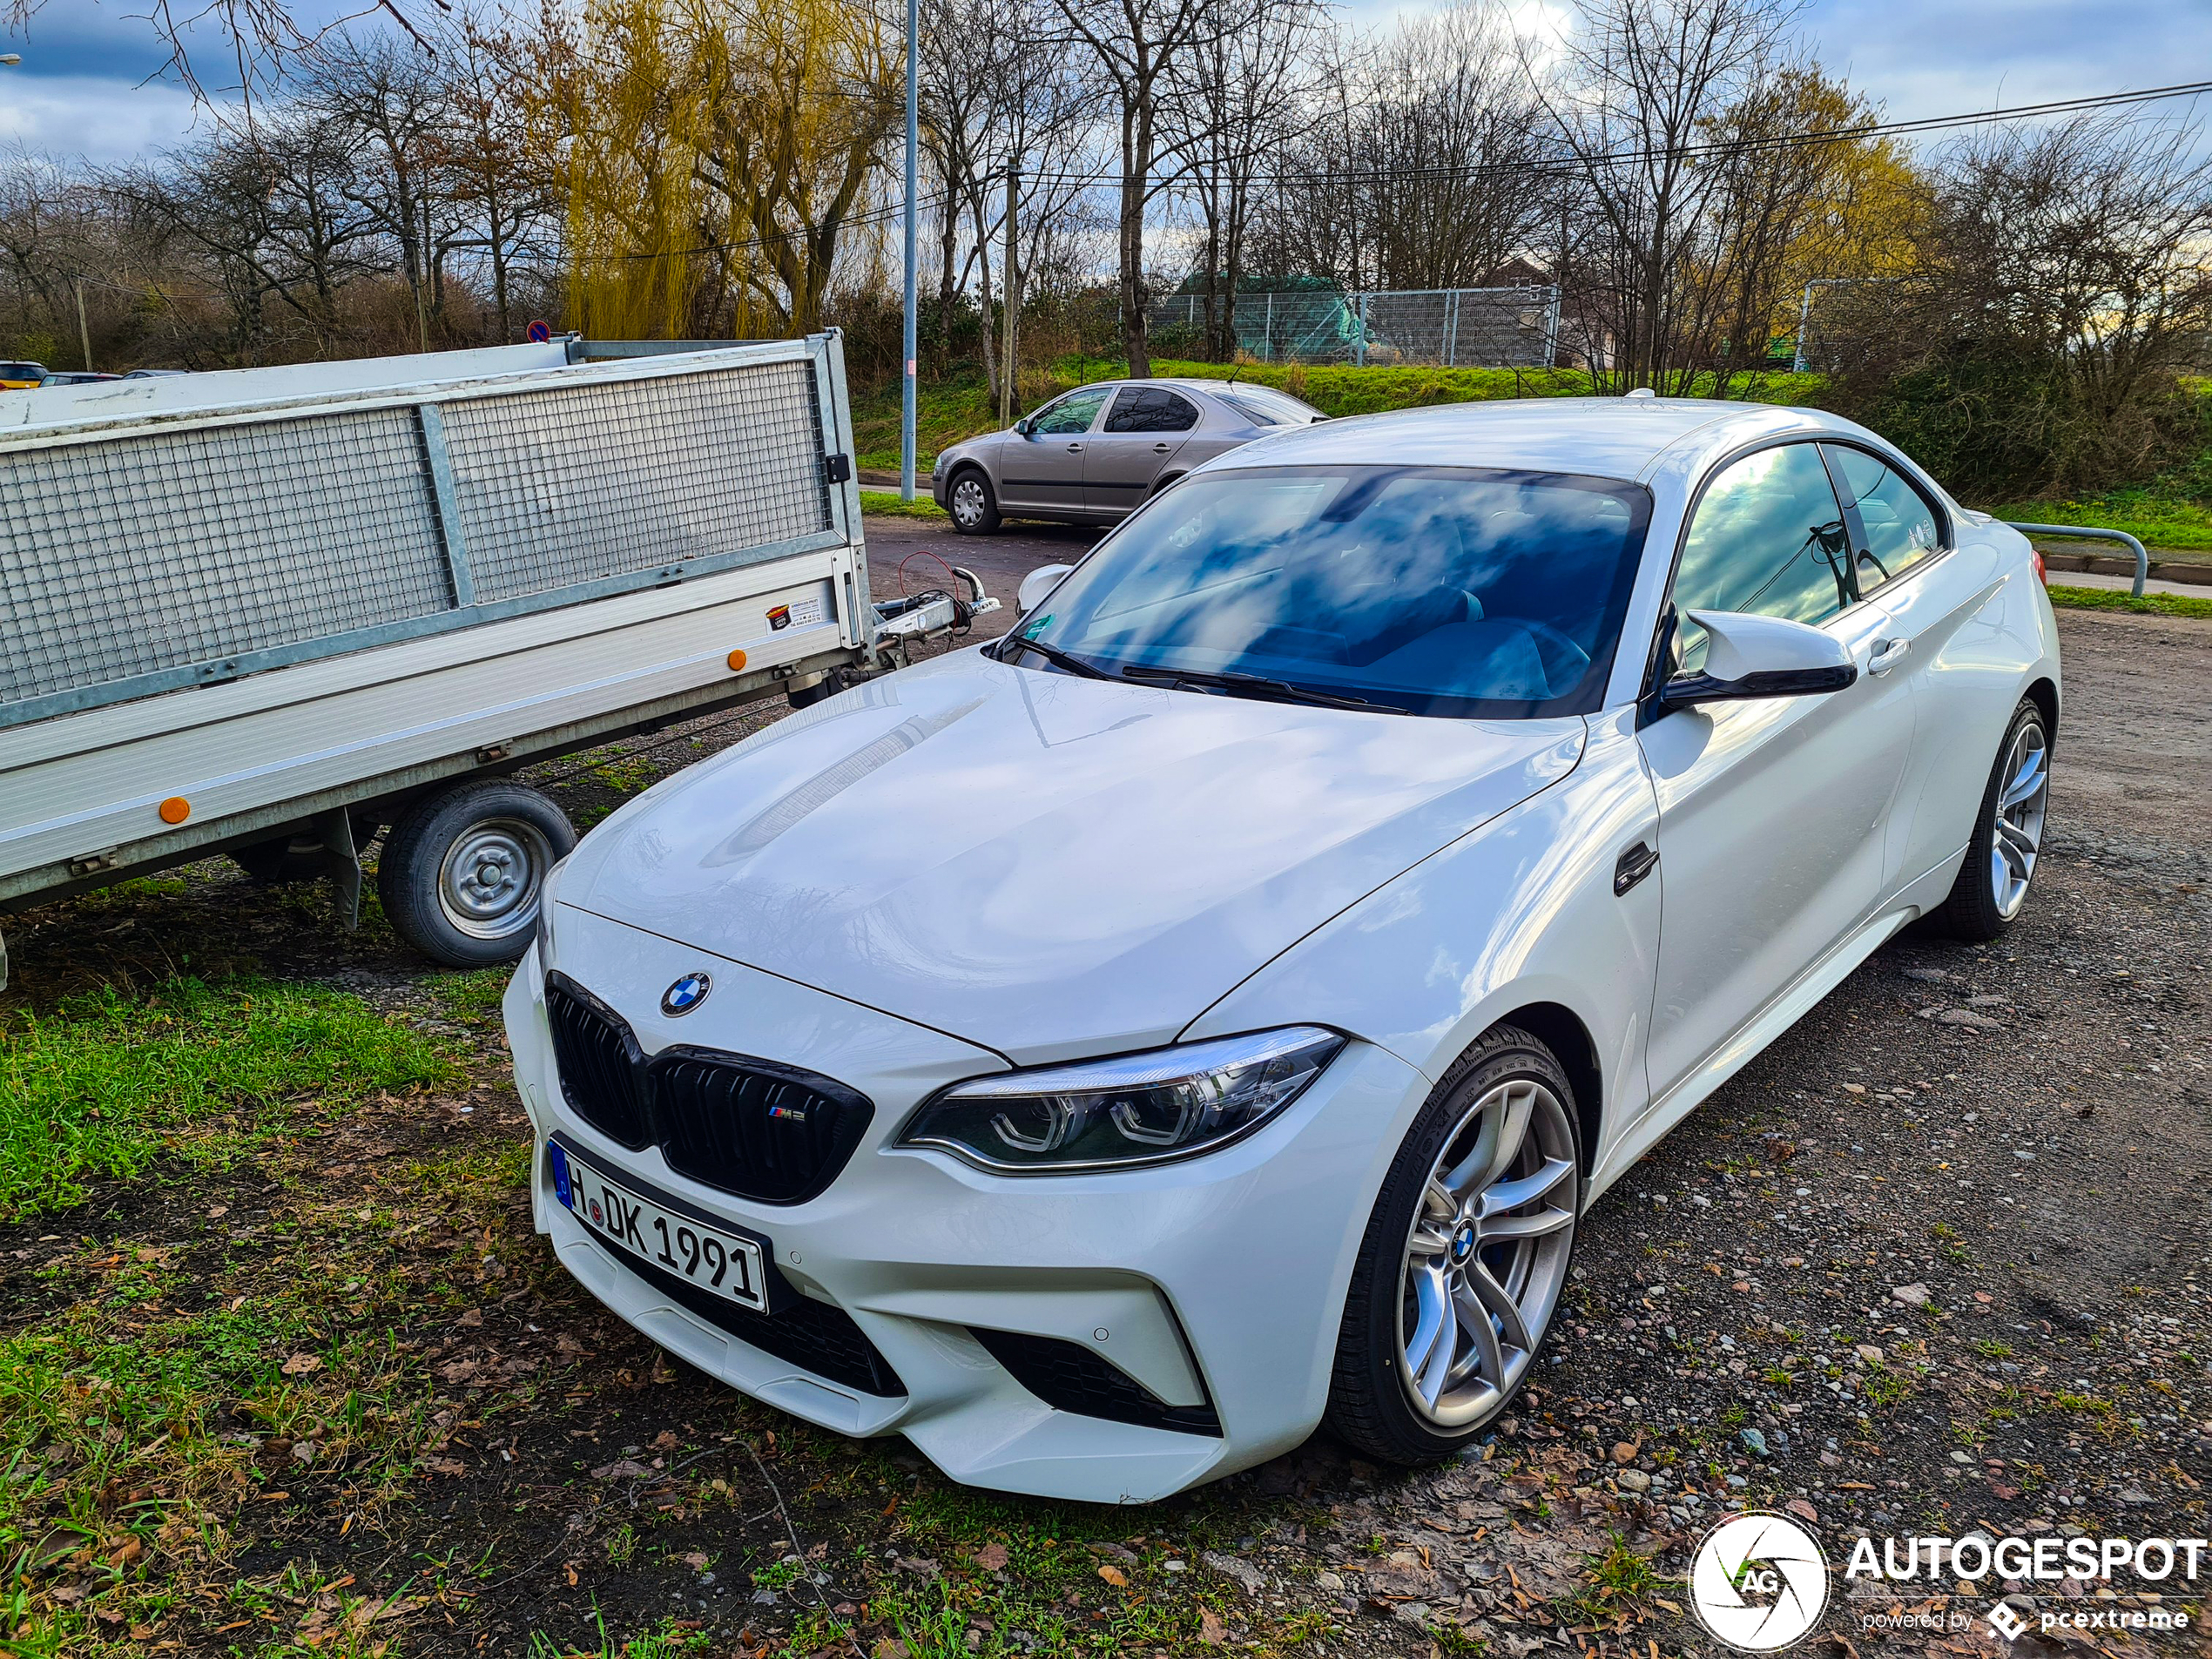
[74, 279, 91, 372]
[900, 0, 919, 502]
[1001, 162, 1018, 426]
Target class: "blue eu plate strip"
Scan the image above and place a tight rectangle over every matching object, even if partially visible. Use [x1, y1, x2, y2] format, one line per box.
[549, 1141, 573, 1209]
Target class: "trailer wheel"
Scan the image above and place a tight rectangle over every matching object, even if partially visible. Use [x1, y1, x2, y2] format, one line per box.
[232, 813, 381, 885]
[379, 781, 575, 967]
[788, 670, 845, 711]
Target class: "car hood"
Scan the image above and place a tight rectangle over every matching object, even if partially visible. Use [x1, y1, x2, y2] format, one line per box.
[560, 651, 1583, 1065]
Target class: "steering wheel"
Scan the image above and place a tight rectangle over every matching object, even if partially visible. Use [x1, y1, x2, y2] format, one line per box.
[1510, 618, 1594, 696]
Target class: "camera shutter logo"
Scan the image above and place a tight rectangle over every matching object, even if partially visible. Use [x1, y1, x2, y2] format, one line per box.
[1689, 1513, 1831, 1651]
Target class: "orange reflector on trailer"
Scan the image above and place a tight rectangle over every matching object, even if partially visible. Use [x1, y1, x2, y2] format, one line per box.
[727, 649, 748, 672]
[158, 797, 191, 825]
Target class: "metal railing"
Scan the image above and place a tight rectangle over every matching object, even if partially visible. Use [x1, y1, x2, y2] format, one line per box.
[2005, 523, 2150, 599]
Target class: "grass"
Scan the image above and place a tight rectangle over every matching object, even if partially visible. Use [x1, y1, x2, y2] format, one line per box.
[859, 489, 948, 519]
[1143, 359, 1826, 418]
[0, 976, 461, 1220]
[1988, 493, 2212, 553]
[0, 1109, 532, 1653]
[2046, 583, 2212, 620]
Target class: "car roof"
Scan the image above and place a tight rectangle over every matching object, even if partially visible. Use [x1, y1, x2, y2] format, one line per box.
[1191, 396, 1831, 482]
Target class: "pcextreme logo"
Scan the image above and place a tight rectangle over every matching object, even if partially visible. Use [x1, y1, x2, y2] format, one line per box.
[1689, 1512, 1831, 1651]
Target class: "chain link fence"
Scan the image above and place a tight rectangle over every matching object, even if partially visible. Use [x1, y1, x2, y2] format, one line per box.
[1148, 285, 1561, 368]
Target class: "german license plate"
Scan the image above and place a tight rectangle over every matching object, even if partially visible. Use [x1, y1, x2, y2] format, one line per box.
[549, 1140, 770, 1312]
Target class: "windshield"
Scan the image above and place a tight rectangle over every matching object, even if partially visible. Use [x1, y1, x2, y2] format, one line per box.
[1009, 465, 1652, 718]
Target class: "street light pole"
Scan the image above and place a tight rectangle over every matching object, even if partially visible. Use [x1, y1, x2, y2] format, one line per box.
[900, 0, 919, 503]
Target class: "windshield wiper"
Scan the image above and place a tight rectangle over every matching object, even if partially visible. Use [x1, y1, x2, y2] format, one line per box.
[996, 633, 1109, 678]
[1119, 663, 1405, 714]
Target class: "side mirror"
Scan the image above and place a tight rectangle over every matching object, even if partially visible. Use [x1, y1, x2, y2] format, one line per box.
[1012, 417, 1031, 437]
[1017, 563, 1074, 617]
[1659, 609, 1857, 708]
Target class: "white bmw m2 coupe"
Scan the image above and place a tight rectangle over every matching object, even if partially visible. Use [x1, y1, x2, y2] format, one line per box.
[504, 396, 2059, 1502]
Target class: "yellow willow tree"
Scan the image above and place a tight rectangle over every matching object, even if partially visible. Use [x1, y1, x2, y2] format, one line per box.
[549, 0, 900, 339]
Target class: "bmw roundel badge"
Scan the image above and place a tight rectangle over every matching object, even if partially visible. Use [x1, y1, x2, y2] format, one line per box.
[661, 972, 712, 1016]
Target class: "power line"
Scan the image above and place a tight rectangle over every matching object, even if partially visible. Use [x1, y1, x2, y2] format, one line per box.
[1010, 76, 2212, 191]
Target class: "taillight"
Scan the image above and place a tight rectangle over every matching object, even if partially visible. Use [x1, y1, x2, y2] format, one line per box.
[2030, 546, 2047, 586]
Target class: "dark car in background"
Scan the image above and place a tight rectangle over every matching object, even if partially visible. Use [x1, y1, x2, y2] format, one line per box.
[932, 377, 1325, 533]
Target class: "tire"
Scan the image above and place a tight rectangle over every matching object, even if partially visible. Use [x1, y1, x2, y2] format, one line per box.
[231, 813, 381, 885]
[1325, 1026, 1582, 1466]
[377, 780, 575, 968]
[787, 670, 843, 711]
[947, 469, 1001, 535]
[1928, 697, 2051, 941]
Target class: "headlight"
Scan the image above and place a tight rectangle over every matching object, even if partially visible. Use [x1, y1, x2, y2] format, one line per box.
[897, 1027, 1343, 1173]
[532, 855, 570, 965]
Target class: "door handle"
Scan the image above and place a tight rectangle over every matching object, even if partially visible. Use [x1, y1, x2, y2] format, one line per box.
[1065, 442, 1084, 454]
[1614, 841, 1659, 896]
[1152, 442, 1172, 452]
[1868, 638, 1911, 677]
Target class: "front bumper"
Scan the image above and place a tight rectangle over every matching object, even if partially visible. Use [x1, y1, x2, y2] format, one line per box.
[504, 905, 1425, 1502]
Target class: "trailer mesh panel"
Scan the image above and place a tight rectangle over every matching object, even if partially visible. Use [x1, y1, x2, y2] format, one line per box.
[0, 409, 453, 707]
[0, 351, 838, 721]
[444, 361, 833, 604]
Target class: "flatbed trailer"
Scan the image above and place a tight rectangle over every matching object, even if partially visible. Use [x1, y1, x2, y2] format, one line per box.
[0, 333, 950, 981]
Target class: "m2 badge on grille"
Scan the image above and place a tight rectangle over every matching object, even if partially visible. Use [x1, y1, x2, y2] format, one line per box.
[549, 1140, 770, 1312]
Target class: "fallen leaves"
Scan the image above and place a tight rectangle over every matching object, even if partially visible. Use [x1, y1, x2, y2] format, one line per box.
[971, 1541, 1008, 1571]
[280, 1353, 324, 1376]
[1096, 1563, 1128, 1588]
[1198, 1607, 1227, 1644]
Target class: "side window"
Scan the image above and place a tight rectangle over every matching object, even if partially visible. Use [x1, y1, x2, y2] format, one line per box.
[1670, 443, 1853, 674]
[1106, 388, 1199, 434]
[1029, 386, 1110, 436]
[1825, 444, 1944, 590]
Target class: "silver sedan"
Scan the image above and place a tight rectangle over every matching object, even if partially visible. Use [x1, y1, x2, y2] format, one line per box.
[931, 377, 1324, 533]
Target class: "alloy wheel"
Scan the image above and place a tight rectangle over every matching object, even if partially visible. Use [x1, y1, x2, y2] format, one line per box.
[1396, 1078, 1578, 1428]
[951, 476, 988, 529]
[1989, 719, 2049, 920]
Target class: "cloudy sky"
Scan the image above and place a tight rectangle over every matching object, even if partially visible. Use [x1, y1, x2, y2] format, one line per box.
[3, 0, 2209, 167]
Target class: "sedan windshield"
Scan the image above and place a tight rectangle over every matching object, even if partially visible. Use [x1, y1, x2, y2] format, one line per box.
[1009, 465, 1652, 718]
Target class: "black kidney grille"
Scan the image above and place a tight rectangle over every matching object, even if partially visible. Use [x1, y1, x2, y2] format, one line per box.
[542, 974, 873, 1205]
[652, 1053, 871, 1205]
[545, 978, 650, 1148]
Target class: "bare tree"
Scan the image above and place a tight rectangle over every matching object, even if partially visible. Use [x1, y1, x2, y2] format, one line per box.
[1044, 0, 1259, 374]
[1534, 0, 1800, 391]
[1165, 0, 1325, 358]
[118, 110, 390, 355]
[298, 33, 453, 347]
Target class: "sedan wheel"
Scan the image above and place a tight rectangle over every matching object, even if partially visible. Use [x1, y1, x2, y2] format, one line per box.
[1329, 1027, 1581, 1464]
[948, 471, 1000, 535]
